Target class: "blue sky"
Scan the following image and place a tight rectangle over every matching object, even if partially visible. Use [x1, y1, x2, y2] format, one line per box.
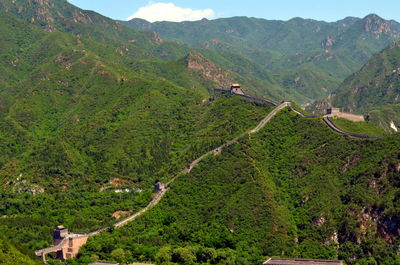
[68, 0, 400, 22]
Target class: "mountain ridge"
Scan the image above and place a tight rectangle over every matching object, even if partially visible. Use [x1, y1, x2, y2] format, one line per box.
[124, 13, 400, 104]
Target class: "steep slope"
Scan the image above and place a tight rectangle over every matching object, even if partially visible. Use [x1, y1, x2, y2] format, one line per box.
[125, 14, 400, 102]
[331, 41, 400, 131]
[0, 0, 299, 103]
[0, 10, 278, 257]
[0, 0, 191, 60]
[77, 108, 400, 265]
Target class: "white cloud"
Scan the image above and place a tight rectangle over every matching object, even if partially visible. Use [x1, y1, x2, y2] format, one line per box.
[126, 2, 215, 22]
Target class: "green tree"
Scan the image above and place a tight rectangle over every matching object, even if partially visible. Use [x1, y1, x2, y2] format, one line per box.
[111, 248, 126, 263]
[156, 246, 173, 264]
[172, 247, 196, 265]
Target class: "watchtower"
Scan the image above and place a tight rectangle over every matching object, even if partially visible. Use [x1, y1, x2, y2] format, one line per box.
[53, 226, 68, 245]
[230, 84, 244, 95]
[326, 107, 365, 122]
[153, 182, 166, 193]
[326, 107, 340, 115]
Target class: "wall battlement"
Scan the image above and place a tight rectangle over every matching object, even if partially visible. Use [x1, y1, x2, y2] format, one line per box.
[325, 107, 365, 122]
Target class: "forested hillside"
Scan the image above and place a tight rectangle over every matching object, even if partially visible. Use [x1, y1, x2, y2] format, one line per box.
[0, 0, 299, 103]
[0, 7, 276, 260]
[0, 1, 399, 265]
[330, 41, 400, 131]
[76, 108, 400, 265]
[0, 0, 191, 60]
[125, 14, 400, 103]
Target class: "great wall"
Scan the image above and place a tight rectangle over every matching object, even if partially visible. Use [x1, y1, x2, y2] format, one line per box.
[35, 89, 398, 264]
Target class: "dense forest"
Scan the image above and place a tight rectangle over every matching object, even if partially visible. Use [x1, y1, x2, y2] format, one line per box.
[0, 0, 399, 265]
[72, 109, 400, 265]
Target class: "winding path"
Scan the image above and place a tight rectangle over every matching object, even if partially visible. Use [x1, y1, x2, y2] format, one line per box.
[322, 117, 398, 138]
[215, 89, 398, 139]
[35, 93, 398, 263]
[35, 100, 291, 263]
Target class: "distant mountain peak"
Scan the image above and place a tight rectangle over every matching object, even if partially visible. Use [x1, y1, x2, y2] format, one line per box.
[361, 13, 395, 36]
[363, 13, 384, 21]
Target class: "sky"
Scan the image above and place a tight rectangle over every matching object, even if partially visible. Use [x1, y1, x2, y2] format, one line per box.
[67, 0, 400, 23]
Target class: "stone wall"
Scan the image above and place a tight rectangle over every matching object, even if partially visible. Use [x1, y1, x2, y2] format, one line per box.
[327, 112, 365, 122]
[61, 236, 88, 260]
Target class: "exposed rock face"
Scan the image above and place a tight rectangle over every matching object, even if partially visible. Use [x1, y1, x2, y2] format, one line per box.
[150, 31, 163, 44]
[362, 14, 400, 38]
[345, 207, 400, 245]
[312, 215, 326, 227]
[184, 51, 235, 88]
[321, 36, 335, 47]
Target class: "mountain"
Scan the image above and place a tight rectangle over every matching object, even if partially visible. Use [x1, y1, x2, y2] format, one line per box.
[77, 109, 400, 265]
[125, 14, 400, 68]
[2, 0, 310, 103]
[0, 0, 192, 60]
[124, 14, 400, 102]
[0, 8, 276, 256]
[0, 1, 400, 265]
[329, 41, 400, 131]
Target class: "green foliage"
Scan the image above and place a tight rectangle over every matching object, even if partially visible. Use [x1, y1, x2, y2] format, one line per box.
[0, 2, 399, 265]
[75, 109, 400, 265]
[331, 42, 400, 131]
[0, 235, 39, 265]
[367, 104, 400, 132]
[329, 117, 387, 136]
[125, 15, 400, 103]
[0, 9, 272, 261]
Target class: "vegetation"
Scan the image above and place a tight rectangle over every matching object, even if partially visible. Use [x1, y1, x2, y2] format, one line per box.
[0, 235, 39, 265]
[329, 41, 400, 131]
[330, 117, 387, 136]
[0, 9, 273, 257]
[0, 1, 399, 265]
[125, 14, 400, 103]
[332, 42, 400, 112]
[368, 104, 400, 132]
[74, 110, 400, 265]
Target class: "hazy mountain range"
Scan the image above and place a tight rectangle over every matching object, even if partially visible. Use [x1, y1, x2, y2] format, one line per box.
[125, 14, 400, 102]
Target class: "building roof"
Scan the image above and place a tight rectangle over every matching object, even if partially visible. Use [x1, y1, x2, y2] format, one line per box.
[263, 258, 343, 265]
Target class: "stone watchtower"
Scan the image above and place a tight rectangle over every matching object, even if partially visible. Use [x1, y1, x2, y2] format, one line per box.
[326, 107, 340, 115]
[230, 84, 245, 95]
[153, 182, 166, 193]
[53, 226, 68, 245]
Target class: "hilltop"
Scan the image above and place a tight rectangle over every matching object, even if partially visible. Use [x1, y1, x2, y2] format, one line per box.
[125, 14, 400, 103]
